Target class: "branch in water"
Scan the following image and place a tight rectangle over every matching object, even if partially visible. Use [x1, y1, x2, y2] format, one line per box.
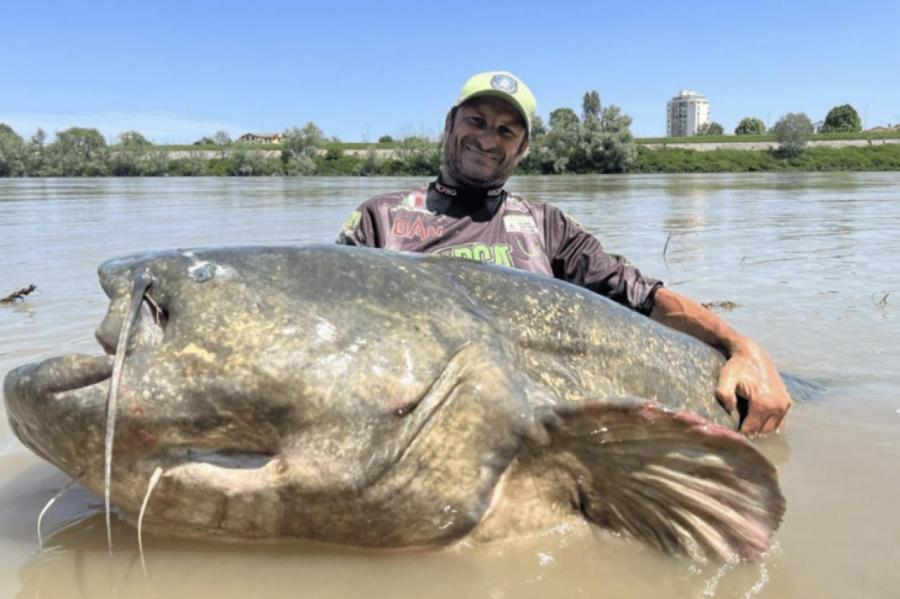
[1, 284, 36, 303]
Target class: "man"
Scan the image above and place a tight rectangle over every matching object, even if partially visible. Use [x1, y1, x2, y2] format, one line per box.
[337, 71, 791, 436]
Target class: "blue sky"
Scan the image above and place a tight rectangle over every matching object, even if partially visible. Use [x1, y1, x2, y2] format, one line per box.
[2, 0, 898, 143]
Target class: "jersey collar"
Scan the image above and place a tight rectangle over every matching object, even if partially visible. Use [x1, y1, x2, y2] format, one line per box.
[431, 177, 505, 203]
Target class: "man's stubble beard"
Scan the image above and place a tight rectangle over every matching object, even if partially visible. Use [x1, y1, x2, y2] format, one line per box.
[441, 136, 516, 191]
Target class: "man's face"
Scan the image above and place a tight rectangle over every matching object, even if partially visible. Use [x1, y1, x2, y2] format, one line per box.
[442, 96, 529, 190]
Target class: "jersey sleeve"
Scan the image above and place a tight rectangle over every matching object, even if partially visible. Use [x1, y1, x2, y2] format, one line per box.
[336, 200, 383, 247]
[544, 204, 663, 315]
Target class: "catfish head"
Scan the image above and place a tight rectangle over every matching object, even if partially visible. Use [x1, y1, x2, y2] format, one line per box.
[4, 246, 534, 546]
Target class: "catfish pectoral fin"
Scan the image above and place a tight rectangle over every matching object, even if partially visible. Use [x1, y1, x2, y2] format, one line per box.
[536, 397, 785, 563]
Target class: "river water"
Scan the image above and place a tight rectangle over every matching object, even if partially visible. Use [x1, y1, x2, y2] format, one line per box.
[0, 174, 897, 598]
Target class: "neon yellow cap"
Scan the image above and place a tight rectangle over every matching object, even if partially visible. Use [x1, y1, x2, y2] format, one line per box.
[454, 71, 536, 137]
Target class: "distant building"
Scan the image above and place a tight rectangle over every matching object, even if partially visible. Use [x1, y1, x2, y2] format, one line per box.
[666, 90, 710, 137]
[868, 124, 900, 133]
[238, 132, 283, 144]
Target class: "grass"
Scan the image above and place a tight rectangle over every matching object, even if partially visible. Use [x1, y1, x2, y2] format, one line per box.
[636, 130, 900, 145]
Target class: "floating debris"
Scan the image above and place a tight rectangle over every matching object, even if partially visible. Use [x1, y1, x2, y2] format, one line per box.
[701, 300, 741, 312]
[1, 284, 36, 304]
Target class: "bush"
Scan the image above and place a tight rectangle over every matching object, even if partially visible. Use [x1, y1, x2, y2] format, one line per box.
[772, 113, 814, 156]
[821, 104, 862, 133]
[735, 117, 766, 135]
[696, 122, 724, 136]
[0, 123, 26, 176]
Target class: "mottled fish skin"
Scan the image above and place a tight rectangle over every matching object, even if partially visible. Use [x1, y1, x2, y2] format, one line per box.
[3, 245, 782, 561]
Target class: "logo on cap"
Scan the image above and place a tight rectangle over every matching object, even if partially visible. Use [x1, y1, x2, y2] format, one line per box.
[490, 74, 518, 95]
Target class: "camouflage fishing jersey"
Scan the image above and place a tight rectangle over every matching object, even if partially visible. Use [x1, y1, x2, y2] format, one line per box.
[336, 180, 663, 315]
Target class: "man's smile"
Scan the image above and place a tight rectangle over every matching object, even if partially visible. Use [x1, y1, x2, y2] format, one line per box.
[462, 142, 500, 163]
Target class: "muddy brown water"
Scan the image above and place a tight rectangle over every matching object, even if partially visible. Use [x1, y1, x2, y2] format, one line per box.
[1, 174, 898, 598]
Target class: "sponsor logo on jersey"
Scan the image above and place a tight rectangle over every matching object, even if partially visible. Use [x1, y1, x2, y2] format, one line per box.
[502, 214, 539, 234]
[341, 210, 362, 235]
[397, 191, 430, 213]
[434, 243, 513, 268]
[391, 216, 444, 241]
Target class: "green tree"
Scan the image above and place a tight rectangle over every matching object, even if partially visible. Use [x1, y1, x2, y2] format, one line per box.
[0, 123, 26, 176]
[549, 107, 579, 130]
[25, 129, 47, 175]
[324, 144, 344, 161]
[394, 135, 441, 175]
[118, 130, 152, 147]
[0, 123, 22, 140]
[530, 114, 547, 137]
[110, 130, 154, 176]
[193, 136, 215, 145]
[281, 122, 326, 175]
[47, 127, 109, 175]
[696, 122, 724, 136]
[213, 130, 232, 145]
[582, 90, 601, 121]
[230, 148, 268, 176]
[377, 135, 394, 143]
[138, 148, 170, 176]
[169, 152, 207, 176]
[541, 108, 581, 173]
[821, 104, 862, 133]
[54, 127, 107, 158]
[566, 105, 636, 173]
[772, 113, 814, 156]
[29, 128, 46, 147]
[522, 101, 635, 174]
[354, 147, 381, 175]
[595, 105, 636, 172]
[734, 117, 766, 135]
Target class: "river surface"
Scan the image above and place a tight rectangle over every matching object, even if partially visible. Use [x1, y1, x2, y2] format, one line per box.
[0, 174, 898, 598]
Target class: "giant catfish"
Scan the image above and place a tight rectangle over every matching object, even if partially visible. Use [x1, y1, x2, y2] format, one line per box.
[4, 245, 786, 561]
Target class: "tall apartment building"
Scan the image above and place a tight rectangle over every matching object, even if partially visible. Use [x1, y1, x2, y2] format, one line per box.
[666, 90, 710, 137]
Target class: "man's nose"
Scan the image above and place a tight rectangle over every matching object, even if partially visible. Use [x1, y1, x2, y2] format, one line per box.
[475, 128, 500, 151]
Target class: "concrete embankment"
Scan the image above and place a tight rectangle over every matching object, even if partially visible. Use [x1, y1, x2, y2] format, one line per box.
[165, 138, 900, 160]
[166, 148, 396, 159]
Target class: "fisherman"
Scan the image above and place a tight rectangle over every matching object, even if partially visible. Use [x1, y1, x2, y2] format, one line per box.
[337, 70, 791, 436]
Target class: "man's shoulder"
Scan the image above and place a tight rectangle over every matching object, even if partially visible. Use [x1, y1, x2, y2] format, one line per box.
[504, 192, 565, 218]
[357, 185, 428, 211]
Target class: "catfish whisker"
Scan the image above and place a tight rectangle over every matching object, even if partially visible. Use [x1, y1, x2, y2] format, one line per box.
[36, 478, 79, 551]
[104, 267, 152, 553]
[138, 466, 164, 577]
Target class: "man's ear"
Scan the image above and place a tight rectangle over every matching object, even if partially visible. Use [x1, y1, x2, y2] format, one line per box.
[443, 108, 457, 139]
[515, 138, 530, 162]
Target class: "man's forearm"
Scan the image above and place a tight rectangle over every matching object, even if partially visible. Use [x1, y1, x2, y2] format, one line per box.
[649, 287, 749, 355]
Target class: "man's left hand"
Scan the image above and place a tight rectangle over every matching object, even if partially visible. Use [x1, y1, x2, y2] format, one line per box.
[715, 340, 793, 436]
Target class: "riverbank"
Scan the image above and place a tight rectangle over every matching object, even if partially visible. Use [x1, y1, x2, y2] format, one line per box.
[153, 143, 900, 175]
[631, 144, 900, 173]
[4, 140, 900, 177]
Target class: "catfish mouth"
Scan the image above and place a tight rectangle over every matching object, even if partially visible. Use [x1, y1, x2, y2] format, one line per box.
[5, 276, 168, 407]
[5, 354, 114, 402]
